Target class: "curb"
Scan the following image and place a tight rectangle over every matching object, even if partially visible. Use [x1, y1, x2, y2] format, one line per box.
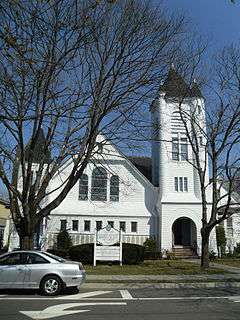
[82, 282, 240, 289]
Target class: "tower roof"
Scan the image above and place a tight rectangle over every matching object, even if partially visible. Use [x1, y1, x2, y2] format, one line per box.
[25, 129, 51, 164]
[191, 82, 203, 98]
[160, 67, 202, 98]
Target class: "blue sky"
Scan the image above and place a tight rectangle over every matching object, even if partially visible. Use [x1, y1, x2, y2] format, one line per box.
[163, 0, 240, 55]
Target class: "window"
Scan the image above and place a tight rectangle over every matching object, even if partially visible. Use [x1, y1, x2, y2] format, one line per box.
[172, 136, 188, 161]
[0, 253, 21, 265]
[180, 138, 188, 160]
[131, 222, 137, 233]
[72, 220, 79, 231]
[60, 219, 67, 231]
[179, 177, 183, 191]
[197, 105, 201, 114]
[174, 177, 188, 192]
[119, 221, 126, 232]
[174, 177, 178, 192]
[96, 221, 102, 231]
[84, 220, 91, 232]
[23, 253, 48, 264]
[184, 177, 188, 192]
[110, 175, 119, 201]
[172, 137, 179, 161]
[91, 167, 108, 201]
[108, 221, 114, 228]
[199, 136, 203, 146]
[79, 174, 88, 200]
[227, 217, 233, 237]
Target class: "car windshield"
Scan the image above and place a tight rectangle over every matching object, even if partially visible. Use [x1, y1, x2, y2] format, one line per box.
[41, 252, 65, 263]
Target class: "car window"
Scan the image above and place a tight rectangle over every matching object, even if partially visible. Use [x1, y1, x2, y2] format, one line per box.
[41, 252, 65, 263]
[22, 253, 49, 264]
[0, 253, 21, 265]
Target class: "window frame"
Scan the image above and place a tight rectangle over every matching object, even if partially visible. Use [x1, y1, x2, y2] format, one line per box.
[110, 175, 119, 202]
[72, 220, 79, 232]
[84, 220, 91, 232]
[96, 221, 102, 231]
[131, 221, 137, 233]
[60, 219, 67, 231]
[91, 167, 108, 202]
[119, 221, 126, 232]
[79, 174, 89, 201]
[108, 221, 114, 228]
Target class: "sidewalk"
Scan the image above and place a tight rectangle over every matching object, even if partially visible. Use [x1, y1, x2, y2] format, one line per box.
[83, 262, 240, 289]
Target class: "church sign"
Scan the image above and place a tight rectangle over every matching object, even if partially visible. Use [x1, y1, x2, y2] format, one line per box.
[94, 225, 122, 266]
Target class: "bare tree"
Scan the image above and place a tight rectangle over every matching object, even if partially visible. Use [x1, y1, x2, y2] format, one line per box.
[172, 45, 240, 268]
[0, 0, 191, 249]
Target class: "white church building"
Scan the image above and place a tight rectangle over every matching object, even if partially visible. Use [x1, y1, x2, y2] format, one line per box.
[9, 68, 240, 257]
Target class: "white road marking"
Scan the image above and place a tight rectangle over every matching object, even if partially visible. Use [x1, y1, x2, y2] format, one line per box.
[20, 302, 127, 320]
[0, 296, 234, 301]
[55, 290, 113, 300]
[119, 290, 133, 299]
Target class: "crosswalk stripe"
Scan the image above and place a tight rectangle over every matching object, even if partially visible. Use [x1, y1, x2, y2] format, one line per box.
[119, 290, 133, 300]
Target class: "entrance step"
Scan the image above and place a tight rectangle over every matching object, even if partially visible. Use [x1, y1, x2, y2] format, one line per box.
[173, 246, 197, 258]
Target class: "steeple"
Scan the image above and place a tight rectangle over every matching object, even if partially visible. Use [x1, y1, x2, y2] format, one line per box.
[25, 128, 51, 164]
[160, 67, 203, 99]
[191, 80, 203, 98]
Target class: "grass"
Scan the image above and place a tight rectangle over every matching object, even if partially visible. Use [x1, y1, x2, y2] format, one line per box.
[84, 260, 225, 275]
[215, 258, 240, 268]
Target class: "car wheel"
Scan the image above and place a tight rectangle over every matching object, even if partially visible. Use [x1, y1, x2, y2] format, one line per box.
[40, 275, 62, 296]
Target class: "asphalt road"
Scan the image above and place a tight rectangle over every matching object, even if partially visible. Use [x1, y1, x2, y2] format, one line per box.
[0, 287, 240, 320]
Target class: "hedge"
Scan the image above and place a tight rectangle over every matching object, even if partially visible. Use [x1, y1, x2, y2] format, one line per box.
[61, 243, 145, 265]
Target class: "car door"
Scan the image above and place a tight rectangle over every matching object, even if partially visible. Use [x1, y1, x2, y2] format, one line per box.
[0, 252, 26, 289]
[22, 252, 50, 289]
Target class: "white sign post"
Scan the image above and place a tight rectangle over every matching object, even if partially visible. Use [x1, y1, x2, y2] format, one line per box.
[94, 225, 122, 266]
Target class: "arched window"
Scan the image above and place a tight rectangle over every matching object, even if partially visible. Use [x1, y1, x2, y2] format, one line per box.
[110, 175, 119, 202]
[91, 167, 107, 201]
[79, 174, 88, 200]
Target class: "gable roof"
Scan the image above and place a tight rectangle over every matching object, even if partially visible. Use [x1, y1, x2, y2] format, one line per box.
[128, 156, 152, 182]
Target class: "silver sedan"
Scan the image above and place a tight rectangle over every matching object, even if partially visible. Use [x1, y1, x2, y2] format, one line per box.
[0, 250, 86, 296]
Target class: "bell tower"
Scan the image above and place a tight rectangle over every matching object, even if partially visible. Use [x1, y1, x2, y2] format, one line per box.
[150, 67, 208, 202]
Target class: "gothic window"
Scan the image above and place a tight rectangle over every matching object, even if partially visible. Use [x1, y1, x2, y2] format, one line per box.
[172, 136, 188, 161]
[91, 167, 108, 201]
[172, 137, 179, 160]
[79, 174, 88, 200]
[110, 175, 119, 201]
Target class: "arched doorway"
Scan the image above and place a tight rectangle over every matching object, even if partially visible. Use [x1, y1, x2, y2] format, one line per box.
[172, 217, 197, 247]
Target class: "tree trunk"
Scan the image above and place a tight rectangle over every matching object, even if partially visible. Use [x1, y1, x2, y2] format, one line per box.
[201, 229, 210, 268]
[18, 217, 36, 250]
[20, 235, 35, 250]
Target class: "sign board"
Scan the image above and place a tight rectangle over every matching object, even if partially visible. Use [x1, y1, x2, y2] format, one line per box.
[95, 246, 120, 261]
[94, 225, 122, 266]
[97, 226, 120, 246]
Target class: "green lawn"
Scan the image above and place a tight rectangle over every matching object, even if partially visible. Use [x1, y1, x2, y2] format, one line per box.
[84, 260, 225, 275]
[215, 259, 240, 268]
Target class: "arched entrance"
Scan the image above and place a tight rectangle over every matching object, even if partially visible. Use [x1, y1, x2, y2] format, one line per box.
[172, 217, 197, 247]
